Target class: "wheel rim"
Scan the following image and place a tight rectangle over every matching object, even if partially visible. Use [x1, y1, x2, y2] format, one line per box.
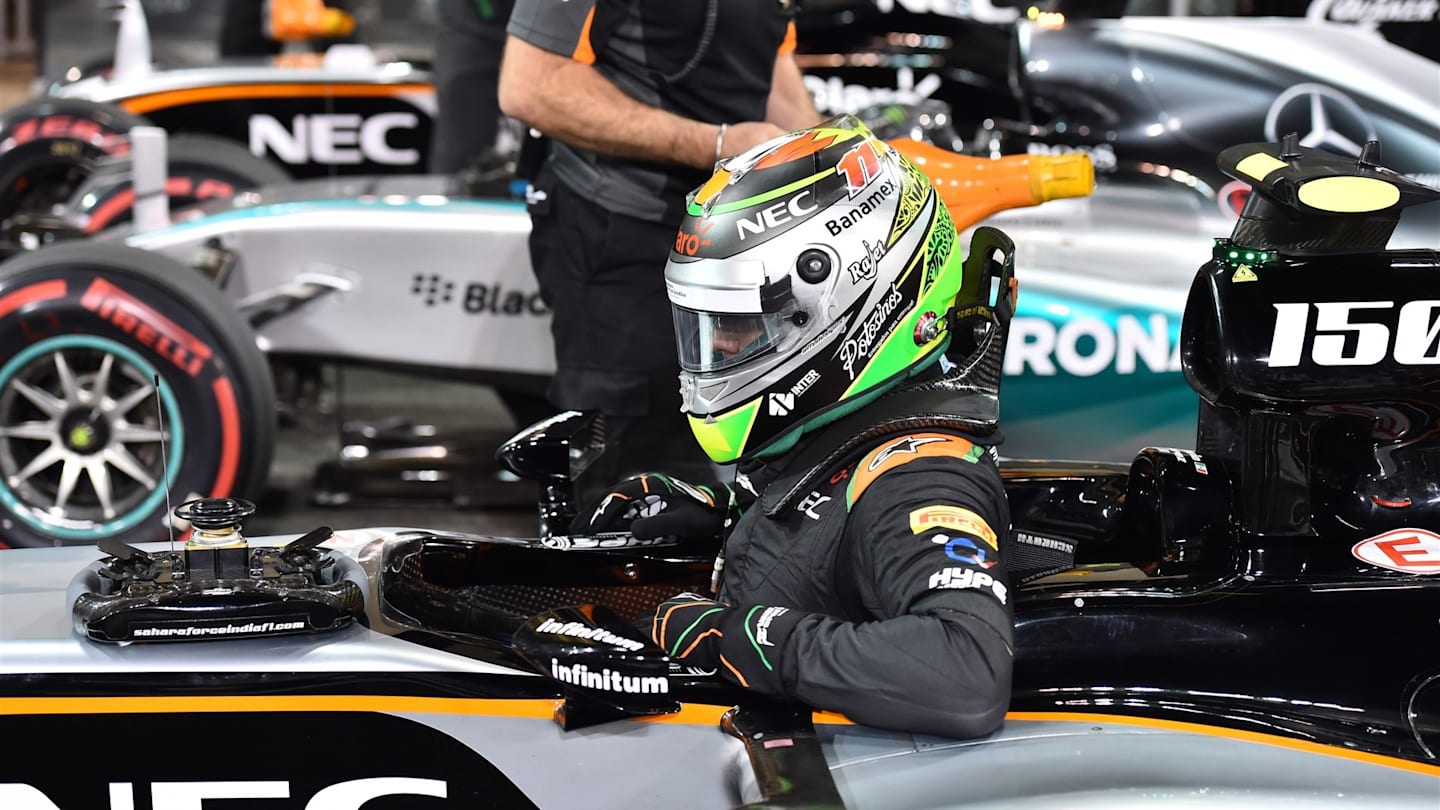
[0, 335, 184, 540]
[2, 157, 95, 216]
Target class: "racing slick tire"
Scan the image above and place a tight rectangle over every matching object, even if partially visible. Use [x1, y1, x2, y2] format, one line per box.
[0, 98, 147, 229]
[67, 133, 292, 233]
[0, 243, 275, 548]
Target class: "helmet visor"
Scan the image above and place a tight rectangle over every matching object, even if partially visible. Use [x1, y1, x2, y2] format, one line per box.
[673, 307, 792, 373]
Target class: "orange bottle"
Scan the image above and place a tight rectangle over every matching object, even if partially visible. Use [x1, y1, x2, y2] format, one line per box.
[267, 0, 356, 43]
[888, 138, 1094, 232]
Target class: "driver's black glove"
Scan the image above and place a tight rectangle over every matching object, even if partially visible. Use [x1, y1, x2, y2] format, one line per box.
[574, 472, 740, 541]
[650, 592, 801, 691]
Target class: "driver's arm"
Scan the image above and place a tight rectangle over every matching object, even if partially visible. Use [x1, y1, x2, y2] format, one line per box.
[765, 24, 821, 131]
[498, 1, 788, 168]
[498, 35, 717, 169]
[716, 455, 1014, 739]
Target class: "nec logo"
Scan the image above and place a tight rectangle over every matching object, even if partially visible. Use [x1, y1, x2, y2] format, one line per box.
[249, 113, 420, 166]
[736, 190, 817, 240]
[1268, 301, 1440, 367]
[1, 777, 447, 809]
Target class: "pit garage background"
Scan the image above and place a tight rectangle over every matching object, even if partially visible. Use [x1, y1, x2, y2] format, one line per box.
[5, 0, 1437, 542]
[30, 0, 1440, 80]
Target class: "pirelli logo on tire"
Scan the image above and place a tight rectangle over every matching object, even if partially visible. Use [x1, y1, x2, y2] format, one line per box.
[80, 277, 214, 377]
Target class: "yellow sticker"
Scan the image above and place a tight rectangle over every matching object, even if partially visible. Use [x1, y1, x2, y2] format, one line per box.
[1297, 176, 1400, 213]
[909, 505, 998, 549]
[1235, 153, 1287, 182]
[1232, 264, 1258, 283]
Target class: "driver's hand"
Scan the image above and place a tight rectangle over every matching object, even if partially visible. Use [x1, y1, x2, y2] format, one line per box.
[651, 593, 729, 671]
[650, 592, 800, 691]
[574, 473, 733, 541]
[721, 121, 786, 160]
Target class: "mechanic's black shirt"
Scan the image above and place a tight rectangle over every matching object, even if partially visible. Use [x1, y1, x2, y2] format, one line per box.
[715, 427, 1015, 739]
[507, 0, 796, 222]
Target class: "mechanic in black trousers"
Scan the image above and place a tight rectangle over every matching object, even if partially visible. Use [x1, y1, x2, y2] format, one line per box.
[497, 0, 821, 504]
[571, 118, 1037, 739]
[428, 0, 516, 175]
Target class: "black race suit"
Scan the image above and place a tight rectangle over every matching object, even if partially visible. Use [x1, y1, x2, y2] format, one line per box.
[713, 416, 1014, 740]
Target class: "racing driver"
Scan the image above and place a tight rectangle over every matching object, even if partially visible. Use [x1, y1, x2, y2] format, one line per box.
[579, 117, 1016, 739]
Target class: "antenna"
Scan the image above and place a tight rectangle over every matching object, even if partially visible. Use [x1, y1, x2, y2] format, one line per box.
[1280, 132, 1302, 161]
[154, 374, 175, 553]
[1358, 139, 1381, 169]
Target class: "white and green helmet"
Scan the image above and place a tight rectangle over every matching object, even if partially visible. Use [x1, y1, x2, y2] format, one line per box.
[665, 115, 964, 464]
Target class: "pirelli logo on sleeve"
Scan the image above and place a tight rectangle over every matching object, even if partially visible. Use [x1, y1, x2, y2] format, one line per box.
[910, 506, 998, 549]
[845, 432, 984, 508]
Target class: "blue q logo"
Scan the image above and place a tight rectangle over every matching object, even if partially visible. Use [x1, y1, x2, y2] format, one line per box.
[931, 533, 998, 569]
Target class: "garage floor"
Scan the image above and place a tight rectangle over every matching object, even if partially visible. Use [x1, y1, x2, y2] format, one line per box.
[245, 365, 544, 541]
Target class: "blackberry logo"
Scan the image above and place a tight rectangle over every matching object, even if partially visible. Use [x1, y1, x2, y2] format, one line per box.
[411, 273, 455, 306]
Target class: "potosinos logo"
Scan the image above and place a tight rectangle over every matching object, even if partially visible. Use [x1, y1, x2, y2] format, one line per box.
[840, 283, 906, 380]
